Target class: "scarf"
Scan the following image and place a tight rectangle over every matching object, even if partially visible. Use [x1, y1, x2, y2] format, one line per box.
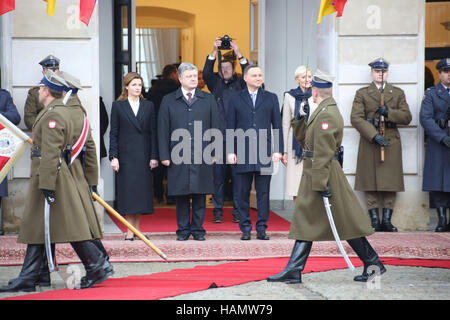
[287, 87, 312, 163]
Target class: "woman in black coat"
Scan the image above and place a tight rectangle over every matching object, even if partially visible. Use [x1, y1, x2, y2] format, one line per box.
[109, 72, 158, 240]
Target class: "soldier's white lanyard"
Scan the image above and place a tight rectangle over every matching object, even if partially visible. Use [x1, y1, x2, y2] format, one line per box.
[70, 114, 89, 165]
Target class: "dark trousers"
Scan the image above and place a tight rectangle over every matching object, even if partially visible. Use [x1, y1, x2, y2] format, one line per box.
[212, 163, 239, 218]
[175, 194, 206, 237]
[236, 171, 271, 233]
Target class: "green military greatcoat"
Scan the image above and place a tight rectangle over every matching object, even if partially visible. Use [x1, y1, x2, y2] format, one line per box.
[351, 83, 412, 192]
[24, 86, 45, 130]
[18, 97, 102, 244]
[288, 97, 373, 241]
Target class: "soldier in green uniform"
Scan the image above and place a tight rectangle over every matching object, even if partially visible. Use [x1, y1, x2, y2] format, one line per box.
[351, 58, 412, 232]
[267, 70, 385, 284]
[23, 55, 60, 130]
[0, 70, 113, 293]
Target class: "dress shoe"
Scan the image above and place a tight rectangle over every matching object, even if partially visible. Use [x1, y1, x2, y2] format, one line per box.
[233, 216, 240, 223]
[177, 234, 190, 241]
[257, 231, 270, 240]
[240, 232, 251, 240]
[212, 215, 222, 223]
[193, 234, 205, 241]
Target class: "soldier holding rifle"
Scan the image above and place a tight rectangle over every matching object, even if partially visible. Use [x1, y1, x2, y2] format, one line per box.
[420, 58, 450, 232]
[351, 58, 412, 232]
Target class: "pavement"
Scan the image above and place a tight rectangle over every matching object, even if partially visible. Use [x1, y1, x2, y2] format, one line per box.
[0, 206, 449, 301]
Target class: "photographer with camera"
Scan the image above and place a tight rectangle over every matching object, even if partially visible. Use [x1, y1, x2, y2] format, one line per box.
[203, 36, 249, 224]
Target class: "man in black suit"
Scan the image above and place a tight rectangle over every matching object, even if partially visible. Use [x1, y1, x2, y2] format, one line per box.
[227, 65, 283, 240]
[158, 63, 220, 241]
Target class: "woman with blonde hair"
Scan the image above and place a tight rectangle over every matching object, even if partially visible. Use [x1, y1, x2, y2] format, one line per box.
[281, 66, 316, 203]
[109, 72, 159, 240]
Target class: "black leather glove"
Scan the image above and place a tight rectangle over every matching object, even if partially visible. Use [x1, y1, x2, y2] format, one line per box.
[441, 136, 450, 149]
[376, 104, 389, 117]
[41, 189, 55, 204]
[318, 185, 332, 198]
[437, 119, 447, 130]
[89, 185, 98, 194]
[294, 111, 305, 121]
[373, 134, 389, 147]
[302, 100, 310, 115]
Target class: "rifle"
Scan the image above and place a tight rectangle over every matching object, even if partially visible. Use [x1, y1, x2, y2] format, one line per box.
[379, 69, 386, 162]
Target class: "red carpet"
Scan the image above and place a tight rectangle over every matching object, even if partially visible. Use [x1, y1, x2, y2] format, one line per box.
[4, 257, 449, 300]
[109, 208, 291, 233]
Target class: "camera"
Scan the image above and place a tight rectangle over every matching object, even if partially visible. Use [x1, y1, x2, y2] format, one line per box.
[218, 35, 232, 50]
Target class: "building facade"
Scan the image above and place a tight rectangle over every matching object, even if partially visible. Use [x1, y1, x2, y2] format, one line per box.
[1, 0, 447, 232]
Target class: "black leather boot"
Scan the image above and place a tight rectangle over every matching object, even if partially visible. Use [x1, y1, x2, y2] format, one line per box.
[80, 239, 114, 284]
[347, 237, 386, 282]
[9, 244, 54, 287]
[0, 244, 45, 292]
[435, 207, 447, 232]
[70, 240, 111, 289]
[381, 208, 398, 232]
[267, 241, 312, 283]
[368, 208, 381, 231]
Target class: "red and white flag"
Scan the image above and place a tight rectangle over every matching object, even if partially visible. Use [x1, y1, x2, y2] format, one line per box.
[80, 0, 96, 26]
[0, 113, 32, 183]
[0, 0, 15, 16]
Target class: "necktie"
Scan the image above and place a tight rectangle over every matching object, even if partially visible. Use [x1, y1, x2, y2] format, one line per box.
[187, 92, 192, 104]
[251, 92, 256, 107]
[447, 87, 450, 94]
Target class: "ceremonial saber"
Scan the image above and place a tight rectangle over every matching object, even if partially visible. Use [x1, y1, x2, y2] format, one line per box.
[92, 192, 168, 261]
[322, 197, 355, 272]
[44, 199, 58, 272]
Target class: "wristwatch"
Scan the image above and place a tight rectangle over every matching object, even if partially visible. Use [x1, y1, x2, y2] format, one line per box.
[238, 56, 244, 60]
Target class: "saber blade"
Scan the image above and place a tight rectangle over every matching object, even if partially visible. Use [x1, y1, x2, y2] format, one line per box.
[44, 200, 57, 272]
[322, 197, 355, 271]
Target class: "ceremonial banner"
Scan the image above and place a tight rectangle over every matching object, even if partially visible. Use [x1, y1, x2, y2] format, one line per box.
[0, 114, 32, 183]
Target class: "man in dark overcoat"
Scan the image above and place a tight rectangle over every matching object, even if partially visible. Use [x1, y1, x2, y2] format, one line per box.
[158, 62, 220, 241]
[350, 58, 412, 232]
[267, 70, 385, 284]
[0, 88, 21, 235]
[226, 65, 283, 241]
[420, 58, 450, 232]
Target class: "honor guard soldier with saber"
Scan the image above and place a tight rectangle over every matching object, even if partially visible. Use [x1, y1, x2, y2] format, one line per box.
[0, 70, 114, 293]
[420, 58, 450, 232]
[23, 55, 61, 130]
[267, 70, 385, 284]
[351, 58, 412, 232]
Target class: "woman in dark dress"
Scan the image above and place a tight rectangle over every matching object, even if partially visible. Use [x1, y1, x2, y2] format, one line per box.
[109, 72, 158, 240]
